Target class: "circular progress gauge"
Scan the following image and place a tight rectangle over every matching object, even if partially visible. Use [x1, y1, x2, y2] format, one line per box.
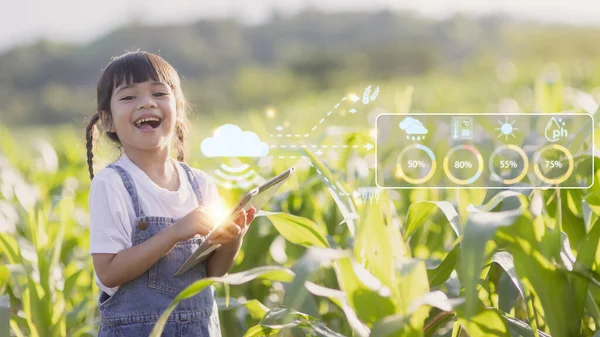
[533, 144, 574, 185]
[443, 145, 484, 185]
[488, 145, 529, 185]
[395, 144, 437, 184]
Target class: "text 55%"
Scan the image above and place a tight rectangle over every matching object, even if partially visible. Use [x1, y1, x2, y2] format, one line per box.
[500, 160, 518, 169]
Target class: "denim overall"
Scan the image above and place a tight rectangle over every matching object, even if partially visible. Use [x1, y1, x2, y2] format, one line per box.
[97, 163, 221, 337]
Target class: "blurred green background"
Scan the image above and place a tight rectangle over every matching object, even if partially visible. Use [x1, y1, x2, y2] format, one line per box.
[2, 10, 600, 127]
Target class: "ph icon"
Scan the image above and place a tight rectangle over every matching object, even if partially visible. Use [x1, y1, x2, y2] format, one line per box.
[545, 117, 568, 142]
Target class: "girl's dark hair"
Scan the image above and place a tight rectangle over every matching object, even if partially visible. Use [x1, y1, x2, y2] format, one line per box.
[85, 51, 190, 180]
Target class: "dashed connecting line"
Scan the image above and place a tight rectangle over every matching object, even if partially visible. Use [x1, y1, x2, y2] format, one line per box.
[266, 143, 373, 157]
[269, 85, 379, 138]
[269, 133, 310, 138]
[307, 161, 351, 197]
[264, 85, 379, 198]
[269, 93, 361, 138]
[266, 156, 351, 197]
[268, 144, 373, 150]
[267, 155, 311, 159]
[314, 165, 352, 197]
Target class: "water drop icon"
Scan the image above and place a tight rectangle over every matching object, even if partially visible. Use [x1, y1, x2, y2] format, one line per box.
[545, 117, 567, 142]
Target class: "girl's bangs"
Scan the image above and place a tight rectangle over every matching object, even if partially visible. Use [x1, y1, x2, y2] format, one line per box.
[105, 52, 178, 91]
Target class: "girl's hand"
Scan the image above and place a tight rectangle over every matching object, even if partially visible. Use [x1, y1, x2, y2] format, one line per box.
[172, 207, 215, 242]
[208, 207, 256, 245]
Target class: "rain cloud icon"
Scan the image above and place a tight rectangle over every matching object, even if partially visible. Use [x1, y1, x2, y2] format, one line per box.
[201, 124, 269, 157]
[399, 117, 428, 140]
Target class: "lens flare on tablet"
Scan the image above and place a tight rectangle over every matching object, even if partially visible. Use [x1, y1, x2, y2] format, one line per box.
[207, 202, 229, 228]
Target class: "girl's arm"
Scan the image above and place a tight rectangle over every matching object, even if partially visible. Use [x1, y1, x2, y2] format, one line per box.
[206, 236, 244, 277]
[93, 208, 214, 288]
[92, 225, 181, 288]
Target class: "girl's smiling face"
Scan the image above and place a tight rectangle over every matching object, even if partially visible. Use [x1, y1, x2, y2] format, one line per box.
[104, 80, 178, 153]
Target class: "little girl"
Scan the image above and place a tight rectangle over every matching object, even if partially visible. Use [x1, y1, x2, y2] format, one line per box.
[86, 50, 255, 336]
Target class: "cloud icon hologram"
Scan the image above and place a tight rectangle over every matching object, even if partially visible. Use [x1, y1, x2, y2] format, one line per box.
[399, 117, 428, 135]
[201, 124, 269, 157]
[398, 117, 418, 130]
[405, 123, 428, 135]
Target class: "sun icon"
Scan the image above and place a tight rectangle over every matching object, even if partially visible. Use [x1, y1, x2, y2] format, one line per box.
[495, 117, 519, 141]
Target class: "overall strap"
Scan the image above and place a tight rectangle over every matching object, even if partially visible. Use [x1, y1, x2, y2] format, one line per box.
[179, 163, 204, 207]
[108, 164, 145, 218]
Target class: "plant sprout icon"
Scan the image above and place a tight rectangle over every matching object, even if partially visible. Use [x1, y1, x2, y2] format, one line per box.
[361, 190, 369, 204]
[360, 189, 380, 204]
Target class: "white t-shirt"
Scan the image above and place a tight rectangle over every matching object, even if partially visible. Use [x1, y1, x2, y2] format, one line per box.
[88, 154, 222, 295]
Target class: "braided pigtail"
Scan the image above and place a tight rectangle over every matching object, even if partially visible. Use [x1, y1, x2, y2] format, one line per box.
[175, 120, 188, 162]
[86, 113, 100, 180]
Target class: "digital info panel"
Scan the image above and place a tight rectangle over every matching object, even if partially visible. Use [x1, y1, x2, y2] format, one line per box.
[376, 113, 594, 189]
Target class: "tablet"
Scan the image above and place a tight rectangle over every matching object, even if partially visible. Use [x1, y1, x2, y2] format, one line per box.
[174, 165, 296, 277]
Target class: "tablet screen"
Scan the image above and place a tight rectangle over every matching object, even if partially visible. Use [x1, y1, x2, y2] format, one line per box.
[174, 166, 295, 276]
[248, 170, 293, 212]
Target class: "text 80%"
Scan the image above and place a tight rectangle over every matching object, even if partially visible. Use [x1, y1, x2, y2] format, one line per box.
[454, 161, 473, 169]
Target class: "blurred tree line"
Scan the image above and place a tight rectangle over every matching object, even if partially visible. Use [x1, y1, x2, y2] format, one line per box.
[1, 9, 600, 126]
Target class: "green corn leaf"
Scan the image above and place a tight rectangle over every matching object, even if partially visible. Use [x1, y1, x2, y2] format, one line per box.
[150, 266, 294, 337]
[501, 314, 552, 337]
[502, 218, 580, 336]
[355, 192, 407, 294]
[406, 201, 462, 238]
[572, 216, 600, 326]
[22, 288, 41, 337]
[258, 307, 346, 337]
[283, 248, 347, 317]
[304, 281, 370, 337]
[461, 191, 527, 318]
[216, 297, 270, 320]
[304, 148, 359, 236]
[0, 265, 9, 293]
[0, 233, 22, 265]
[243, 324, 280, 337]
[457, 308, 510, 337]
[282, 247, 371, 336]
[491, 252, 525, 299]
[427, 246, 459, 288]
[333, 257, 396, 327]
[262, 211, 329, 248]
[10, 318, 27, 337]
[370, 291, 464, 337]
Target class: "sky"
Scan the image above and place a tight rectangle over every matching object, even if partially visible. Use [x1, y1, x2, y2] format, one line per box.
[2, 0, 600, 52]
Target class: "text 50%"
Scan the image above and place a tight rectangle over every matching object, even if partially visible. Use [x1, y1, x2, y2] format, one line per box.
[408, 160, 427, 168]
